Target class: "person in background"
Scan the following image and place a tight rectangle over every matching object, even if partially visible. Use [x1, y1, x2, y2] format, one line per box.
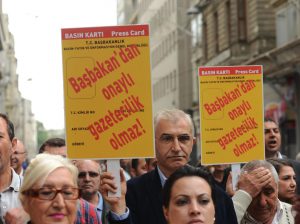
[162, 165, 216, 224]
[76, 160, 107, 223]
[293, 196, 300, 223]
[267, 158, 297, 204]
[232, 160, 294, 223]
[264, 117, 300, 195]
[120, 159, 131, 181]
[101, 109, 237, 224]
[11, 139, 27, 176]
[296, 152, 300, 162]
[145, 158, 157, 172]
[204, 164, 230, 192]
[264, 118, 283, 159]
[38, 137, 67, 157]
[130, 159, 147, 177]
[19, 153, 82, 223]
[0, 113, 29, 223]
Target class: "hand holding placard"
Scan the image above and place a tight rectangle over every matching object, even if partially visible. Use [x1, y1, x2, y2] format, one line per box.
[107, 159, 121, 197]
[99, 160, 128, 215]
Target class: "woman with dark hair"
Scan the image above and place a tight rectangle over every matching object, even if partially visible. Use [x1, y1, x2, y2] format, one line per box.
[162, 165, 216, 224]
[267, 158, 297, 204]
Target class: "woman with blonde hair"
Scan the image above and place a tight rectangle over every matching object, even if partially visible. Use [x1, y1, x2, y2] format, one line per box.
[20, 153, 80, 223]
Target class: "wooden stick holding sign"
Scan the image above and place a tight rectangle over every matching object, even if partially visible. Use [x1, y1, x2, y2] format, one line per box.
[231, 163, 241, 191]
[107, 159, 121, 197]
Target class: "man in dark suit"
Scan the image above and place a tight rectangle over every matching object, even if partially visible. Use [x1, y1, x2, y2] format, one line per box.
[101, 109, 238, 224]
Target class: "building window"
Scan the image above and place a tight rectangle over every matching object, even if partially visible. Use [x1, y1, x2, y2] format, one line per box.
[203, 21, 208, 60]
[171, 70, 177, 91]
[214, 12, 219, 53]
[191, 13, 203, 47]
[153, 70, 177, 101]
[172, 30, 177, 51]
[226, 1, 231, 46]
[163, 39, 167, 57]
[132, 0, 137, 7]
[193, 59, 201, 103]
[276, 3, 300, 47]
[237, 0, 247, 41]
[162, 76, 166, 96]
[168, 33, 171, 53]
[167, 0, 171, 16]
[171, 0, 175, 13]
[153, 83, 157, 100]
[118, 12, 125, 25]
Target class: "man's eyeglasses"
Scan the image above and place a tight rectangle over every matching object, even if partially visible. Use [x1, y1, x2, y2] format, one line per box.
[22, 186, 79, 200]
[78, 171, 100, 179]
[157, 134, 192, 144]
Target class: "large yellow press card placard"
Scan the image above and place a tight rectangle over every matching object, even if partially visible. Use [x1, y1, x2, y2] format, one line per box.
[199, 65, 264, 165]
[61, 25, 154, 159]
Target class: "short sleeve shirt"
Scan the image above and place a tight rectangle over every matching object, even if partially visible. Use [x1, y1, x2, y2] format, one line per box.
[0, 169, 23, 223]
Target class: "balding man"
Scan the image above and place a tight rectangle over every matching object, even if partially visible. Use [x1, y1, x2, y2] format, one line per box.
[233, 160, 294, 223]
[11, 139, 27, 175]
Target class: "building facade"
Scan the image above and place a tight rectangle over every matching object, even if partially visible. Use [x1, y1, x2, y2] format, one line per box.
[118, 0, 300, 160]
[191, 0, 300, 158]
[118, 0, 199, 163]
[119, 0, 194, 112]
[0, 0, 37, 159]
[246, 0, 300, 158]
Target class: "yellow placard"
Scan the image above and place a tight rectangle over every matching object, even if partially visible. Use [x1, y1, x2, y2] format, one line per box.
[198, 65, 264, 165]
[61, 25, 154, 159]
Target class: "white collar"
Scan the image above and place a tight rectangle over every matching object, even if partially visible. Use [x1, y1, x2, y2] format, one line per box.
[244, 200, 282, 224]
[157, 166, 167, 187]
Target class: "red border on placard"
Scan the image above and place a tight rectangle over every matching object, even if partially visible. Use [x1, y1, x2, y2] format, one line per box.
[61, 24, 149, 40]
[199, 65, 262, 76]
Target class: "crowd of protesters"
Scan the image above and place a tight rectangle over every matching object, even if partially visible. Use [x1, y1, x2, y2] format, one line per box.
[1, 110, 300, 224]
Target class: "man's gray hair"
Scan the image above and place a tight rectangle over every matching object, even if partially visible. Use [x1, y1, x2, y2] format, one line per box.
[154, 109, 194, 136]
[241, 160, 279, 184]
